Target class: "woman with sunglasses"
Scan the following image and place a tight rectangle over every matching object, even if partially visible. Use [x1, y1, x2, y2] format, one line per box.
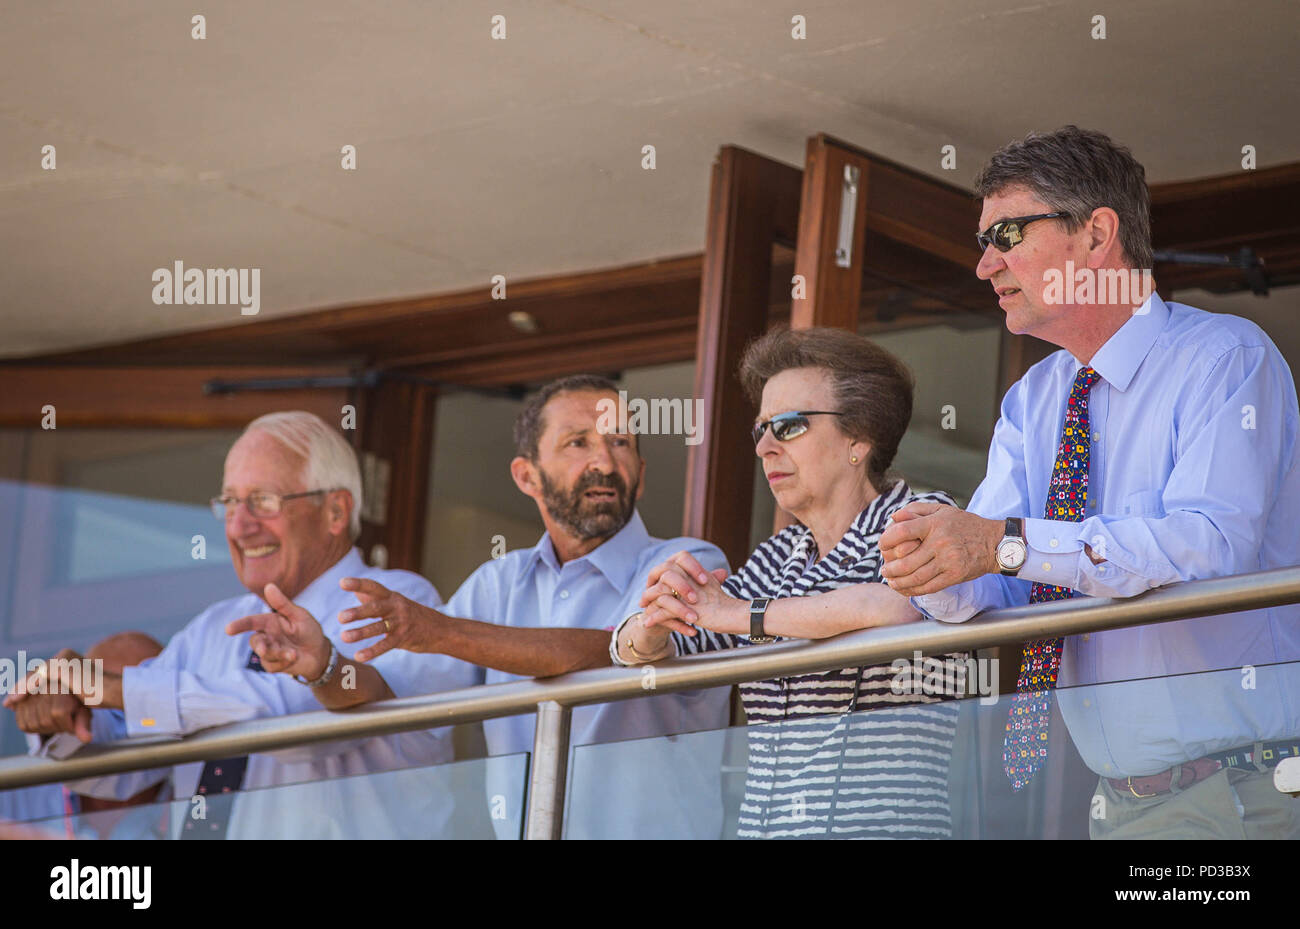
[612, 326, 967, 838]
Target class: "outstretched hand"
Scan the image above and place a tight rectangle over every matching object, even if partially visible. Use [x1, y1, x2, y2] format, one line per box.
[225, 583, 330, 679]
[337, 577, 441, 662]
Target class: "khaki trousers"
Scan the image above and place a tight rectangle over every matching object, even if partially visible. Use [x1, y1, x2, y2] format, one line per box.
[1090, 765, 1300, 840]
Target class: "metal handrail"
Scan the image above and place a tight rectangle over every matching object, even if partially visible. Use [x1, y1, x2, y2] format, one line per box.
[2, 566, 1298, 837]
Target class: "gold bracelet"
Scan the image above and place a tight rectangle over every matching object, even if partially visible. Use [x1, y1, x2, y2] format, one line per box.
[623, 613, 664, 662]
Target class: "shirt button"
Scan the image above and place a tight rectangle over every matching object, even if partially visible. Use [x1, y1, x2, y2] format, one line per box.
[559, 590, 570, 600]
[1103, 763, 1112, 772]
[1049, 539, 1059, 548]
[1041, 562, 1051, 572]
[1082, 634, 1090, 642]
[1082, 699, 1091, 708]
[1092, 433, 1100, 442]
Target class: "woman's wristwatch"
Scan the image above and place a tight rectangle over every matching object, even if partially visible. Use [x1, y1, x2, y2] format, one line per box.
[748, 598, 776, 644]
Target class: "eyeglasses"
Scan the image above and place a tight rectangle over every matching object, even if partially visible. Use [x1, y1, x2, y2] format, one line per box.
[211, 490, 331, 520]
[975, 212, 1068, 253]
[751, 411, 842, 445]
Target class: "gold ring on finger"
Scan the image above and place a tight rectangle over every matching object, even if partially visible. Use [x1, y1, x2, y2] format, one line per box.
[384, 619, 391, 633]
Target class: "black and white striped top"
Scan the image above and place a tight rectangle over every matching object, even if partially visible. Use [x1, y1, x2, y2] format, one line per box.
[673, 480, 967, 838]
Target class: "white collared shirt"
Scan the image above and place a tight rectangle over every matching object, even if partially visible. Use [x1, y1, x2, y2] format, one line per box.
[39, 547, 479, 838]
[442, 511, 734, 838]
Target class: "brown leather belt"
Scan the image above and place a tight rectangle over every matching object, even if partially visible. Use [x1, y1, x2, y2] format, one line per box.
[1107, 740, 1300, 798]
[1107, 756, 1224, 798]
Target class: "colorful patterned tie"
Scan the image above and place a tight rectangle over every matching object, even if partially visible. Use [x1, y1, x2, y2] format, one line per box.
[1003, 365, 1101, 791]
[181, 649, 264, 839]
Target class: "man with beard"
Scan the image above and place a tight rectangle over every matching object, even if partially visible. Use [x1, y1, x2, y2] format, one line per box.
[234, 375, 733, 838]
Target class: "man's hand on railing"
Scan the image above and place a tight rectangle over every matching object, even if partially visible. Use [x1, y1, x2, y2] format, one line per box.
[4, 647, 95, 743]
[6, 691, 93, 743]
[336, 577, 442, 661]
[640, 551, 735, 635]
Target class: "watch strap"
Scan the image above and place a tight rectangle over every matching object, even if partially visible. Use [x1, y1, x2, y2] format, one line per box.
[296, 641, 340, 687]
[749, 597, 775, 644]
[999, 517, 1026, 576]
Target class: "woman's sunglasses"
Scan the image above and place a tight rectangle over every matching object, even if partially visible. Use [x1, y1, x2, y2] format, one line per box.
[975, 212, 1067, 253]
[751, 411, 843, 445]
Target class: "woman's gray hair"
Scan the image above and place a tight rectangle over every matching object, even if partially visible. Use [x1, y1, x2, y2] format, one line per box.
[242, 411, 364, 540]
[740, 326, 914, 493]
[974, 126, 1153, 270]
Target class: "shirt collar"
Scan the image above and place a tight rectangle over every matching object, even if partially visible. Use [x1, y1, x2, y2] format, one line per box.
[1076, 292, 1169, 392]
[526, 510, 652, 591]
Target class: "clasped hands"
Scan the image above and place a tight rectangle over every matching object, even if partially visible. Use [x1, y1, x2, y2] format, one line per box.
[636, 501, 1003, 644]
[638, 553, 739, 636]
[879, 501, 1003, 596]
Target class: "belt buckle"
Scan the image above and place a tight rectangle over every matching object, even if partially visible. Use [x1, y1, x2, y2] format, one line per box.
[1126, 776, 1157, 799]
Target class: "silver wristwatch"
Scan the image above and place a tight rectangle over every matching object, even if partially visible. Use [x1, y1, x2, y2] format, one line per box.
[296, 641, 340, 688]
[996, 517, 1027, 576]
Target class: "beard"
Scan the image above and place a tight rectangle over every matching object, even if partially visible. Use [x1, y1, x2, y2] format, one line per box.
[538, 467, 637, 541]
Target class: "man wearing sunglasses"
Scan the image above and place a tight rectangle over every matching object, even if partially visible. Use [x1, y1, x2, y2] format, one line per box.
[7, 411, 477, 838]
[878, 126, 1300, 839]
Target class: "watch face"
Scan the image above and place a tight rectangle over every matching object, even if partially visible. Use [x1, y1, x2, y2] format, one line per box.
[997, 539, 1026, 569]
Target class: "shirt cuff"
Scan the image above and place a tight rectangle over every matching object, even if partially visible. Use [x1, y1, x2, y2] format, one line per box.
[1020, 518, 1085, 588]
[609, 612, 640, 667]
[26, 709, 128, 758]
[122, 666, 184, 737]
[911, 590, 978, 624]
[609, 611, 677, 666]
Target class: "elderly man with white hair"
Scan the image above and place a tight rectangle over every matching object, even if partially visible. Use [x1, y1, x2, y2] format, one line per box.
[5, 411, 477, 839]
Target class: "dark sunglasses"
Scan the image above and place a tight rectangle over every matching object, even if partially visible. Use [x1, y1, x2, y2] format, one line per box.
[975, 212, 1067, 253]
[751, 411, 842, 445]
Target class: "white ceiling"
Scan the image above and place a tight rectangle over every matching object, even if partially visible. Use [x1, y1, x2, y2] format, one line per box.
[2, 0, 1298, 358]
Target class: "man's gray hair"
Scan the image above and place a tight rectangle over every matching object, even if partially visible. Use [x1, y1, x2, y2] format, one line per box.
[242, 411, 364, 540]
[974, 126, 1153, 270]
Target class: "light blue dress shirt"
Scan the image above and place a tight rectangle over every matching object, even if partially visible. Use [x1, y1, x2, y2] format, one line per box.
[35, 547, 480, 838]
[0, 783, 63, 825]
[441, 510, 733, 839]
[914, 295, 1300, 776]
